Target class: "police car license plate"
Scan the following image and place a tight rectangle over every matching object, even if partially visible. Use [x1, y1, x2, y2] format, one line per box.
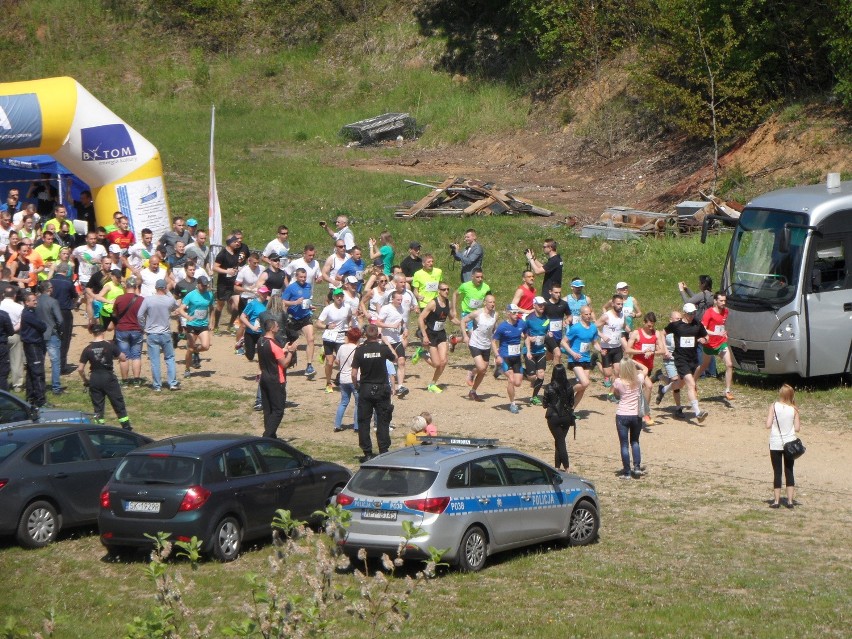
[362, 509, 397, 521]
[126, 501, 161, 513]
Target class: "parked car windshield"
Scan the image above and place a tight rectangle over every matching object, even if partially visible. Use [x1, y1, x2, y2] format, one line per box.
[115, 454, 201, 485]
[349, 467, 437, 497]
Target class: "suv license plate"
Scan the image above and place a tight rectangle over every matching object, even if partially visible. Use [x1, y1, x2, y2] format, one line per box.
[362, 509, 397, 521]
[739, 361, 759, 372]
[126, 501, 161, 513]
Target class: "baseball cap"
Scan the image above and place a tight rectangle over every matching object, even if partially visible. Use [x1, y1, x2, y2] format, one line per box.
[506, 303, 522, 313]
[110, 268, 122, 277]
[409, 241, 422, 249]
[267, 253, 280, 261]
[197, 275, 209, 286]
[616, 281, 629, 290]
[257, 285, 270, 294]
[570, 279, 585, 288]
[332, 288, 344, 296]
[372, 257, 384, 267]
[682, 302, 697, 314]
[345, 275, 358, 284]
[108, 243, 122, 254]
[155, 279, 167, 290]
[533, 296, 546, 305]
[186, 218, 198, 227]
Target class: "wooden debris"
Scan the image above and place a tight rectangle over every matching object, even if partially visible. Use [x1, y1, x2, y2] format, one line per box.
[395, 177, 555, 218]
[341, 113, 420, 145]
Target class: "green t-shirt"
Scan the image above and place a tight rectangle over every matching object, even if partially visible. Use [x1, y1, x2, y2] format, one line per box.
[457, 280, 491, 315]
[379, 244, 394, 275]
[411, 267, 443, 308]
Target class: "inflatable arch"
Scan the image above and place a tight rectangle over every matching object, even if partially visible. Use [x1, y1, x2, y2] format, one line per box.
[0, 76, 171, 237]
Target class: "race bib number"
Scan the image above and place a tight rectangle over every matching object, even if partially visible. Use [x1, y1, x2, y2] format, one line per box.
[432, 320, 445, 331]
[323, 328, 338, 342]
[192, 309, 208, 321]
[507, 344, 521, 356]
[301, 298, 312, 310]
[425, 281, 439, 292]
[469, 298, 483, 309]
[549, 320, 562, 333]
[641, 343, 656, 353]
[355, 270, 364, 281]
[680, 336, 695, 348]
[713, 325, 726, 335]
[533, 335, 545, 346]
[579, 342, 590, 353]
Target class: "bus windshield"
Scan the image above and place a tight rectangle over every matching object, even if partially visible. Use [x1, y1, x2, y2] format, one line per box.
[724, 208, 808, 307]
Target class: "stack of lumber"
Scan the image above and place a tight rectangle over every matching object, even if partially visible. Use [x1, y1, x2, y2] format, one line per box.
[395, 177, 554, 218]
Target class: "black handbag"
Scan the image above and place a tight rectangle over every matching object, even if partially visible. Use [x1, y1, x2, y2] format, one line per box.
[774, 406, 805, 459]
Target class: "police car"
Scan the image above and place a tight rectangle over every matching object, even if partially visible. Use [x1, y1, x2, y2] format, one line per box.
[336, 437, 599, 571]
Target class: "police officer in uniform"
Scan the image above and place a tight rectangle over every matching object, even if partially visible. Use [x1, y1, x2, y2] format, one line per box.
[77, 323, 132, 430]
[351, 324, 396, 462]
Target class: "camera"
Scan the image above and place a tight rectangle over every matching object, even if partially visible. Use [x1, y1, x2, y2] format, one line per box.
[319, 221, 326, 227]
[450, 243, 458, 252]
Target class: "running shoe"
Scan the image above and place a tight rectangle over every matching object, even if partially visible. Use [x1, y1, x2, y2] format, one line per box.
[235, 337, 245, 348]
[184, 369, 191, 379]
[305, 364, 316, 379]
[235, 347, 245, 356]
[529, 396, 542, 406]
[631, 468, 646, 478]
[468, 390, 483, 402]
[319, 352, 325, 363]
[618, 471, 632, 480]
[192, 352, 201, 369]
[395, 386, 409, 398]
[449, 334, 459, 353]
[253, 401, 262, 411]
[651, 368, 663, 383]
[466, 370, 475, 386]
[696, 410, 709, 423]
[603, 376, 612, 388]
[607, 392, 617, 403]
[724, 390, 735, 401]
[427, 384, 442, 393]
[642, 414, 654, 426]
[508, 402, 519, 414]
[325, 385, 334, 393]
[655, 384, 665, 405]
[169, 382, 181, 391]
[411, 347, 423, 365]
[675, 407, 685, 417]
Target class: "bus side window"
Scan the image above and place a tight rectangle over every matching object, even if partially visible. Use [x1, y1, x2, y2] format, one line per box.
[811, 237, 848, 291]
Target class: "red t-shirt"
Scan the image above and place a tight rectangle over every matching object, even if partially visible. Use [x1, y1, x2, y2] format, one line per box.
[632, 328, 658, 372]
[701, 307, 729, 349]
[516, 284, 536, 311]
[106, 229, 135, 250]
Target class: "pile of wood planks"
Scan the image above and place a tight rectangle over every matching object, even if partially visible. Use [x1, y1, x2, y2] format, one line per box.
[394, 177, 554, 218]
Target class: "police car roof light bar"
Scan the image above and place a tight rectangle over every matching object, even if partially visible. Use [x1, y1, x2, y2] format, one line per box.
[418, 436, 500, 448]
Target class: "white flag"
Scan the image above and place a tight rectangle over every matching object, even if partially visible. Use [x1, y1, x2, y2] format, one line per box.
[208, 105, 223, 248]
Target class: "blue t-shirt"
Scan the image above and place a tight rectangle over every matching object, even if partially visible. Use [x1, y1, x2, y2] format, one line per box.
[565, 293, 588, 319]
[242, 298, 268, 335]
[283, 281, 313, 321]
[182, 289, 214, 328]
[493, 319, 527, 358]
[566, 321, 599, 363]
[524, 313, 550, 355]
[337, 258, 365, 292]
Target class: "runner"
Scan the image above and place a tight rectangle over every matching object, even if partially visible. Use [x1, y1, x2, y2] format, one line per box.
[560, 305, 599, 412]
[316, 288, 354, 392]
[282, 267, 317, 379]
[410, 253, 443, 310]
[177, 275, 214, 379]
[625, 312, 666, 426]
[376, 289, 409, 398]
[603, 282, 642, 332]
[510, 270, 537, 315]
[415, 282, 456, 392]
[657, 303, 709, 422]
[543, 284, 569, 366]
[565, 278, 594, 323]
[238, 286, 269, 361]
[212, 235, 241, 334]
[596, 294, 626, 399]
[695, 292, 735, 401]
[492, 304, 528, 414]
[524, 296, 550, 406]
[321, 239, 349, 298]
[460, 293, 497, 402]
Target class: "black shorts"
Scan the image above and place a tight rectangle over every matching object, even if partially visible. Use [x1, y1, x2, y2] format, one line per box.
[545, 335, 561, 352]
[569, 360, 592, 370]
[526, 352, 547, 372]
[288, 316, 312, 331]
[468, 345, 491, 362]
[322, 340, 341, 357]
[503, 355, 522, 374]
[186, 325, 209, 335]
[601, 346, 624, 367]
[675, 358, 698, 378]
[216, 286, 235, 302]
[426, 329, 447, 346]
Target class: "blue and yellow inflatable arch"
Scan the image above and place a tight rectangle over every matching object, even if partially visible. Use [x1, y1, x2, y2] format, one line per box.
[0, 76, 170, 236]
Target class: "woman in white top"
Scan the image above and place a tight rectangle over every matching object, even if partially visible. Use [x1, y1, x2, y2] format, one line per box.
[333, 326, 362, 433]
[765, 384, 801, 509]
[460, 294, 497, 402]
[612, 358, 645, 479]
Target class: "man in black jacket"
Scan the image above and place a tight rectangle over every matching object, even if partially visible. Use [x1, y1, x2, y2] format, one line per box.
[351, 324, 396, 461]
[50, 272, 79, 374]
[35, 281, 64, 396]
[0, 303, 14, 392]
[21, 292, 48, 407]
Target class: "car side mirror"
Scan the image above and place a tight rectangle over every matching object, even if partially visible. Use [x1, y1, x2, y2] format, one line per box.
[552, 473, 563, 485]
[811, 268, 822, 291]
[302, 455, 315, 467]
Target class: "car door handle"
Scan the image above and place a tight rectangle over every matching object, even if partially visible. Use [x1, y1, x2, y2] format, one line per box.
[844, 303, 852, 312]
[52, 473, 69, 479]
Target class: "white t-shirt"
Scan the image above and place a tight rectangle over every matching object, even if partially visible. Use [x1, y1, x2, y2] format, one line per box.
[384, 288, 417, 324]
[262, 238, 290, 267]
[378, 303, 405, 344]
[336, 342, 358, 384]
[342, 291, 360, 327]
[0, 225, 11, 251]
[469, 310, 497, 350]
[318, 303, 351, 344]
[325, 253, 348, 289]
[769, 402, 798, 450]
[334, 227, 355, 250]
[72, 244, 107, 284]
[139, 266, 168, 297]
[285, 258, 322, 286]
[127, 241, 154, 271]
[236, 264, 263, 299]
[601, 310, 625, 348]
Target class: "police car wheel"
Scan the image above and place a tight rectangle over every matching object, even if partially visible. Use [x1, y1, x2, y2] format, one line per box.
[568, 501, 599, 546]
[458, 525, 487, 572]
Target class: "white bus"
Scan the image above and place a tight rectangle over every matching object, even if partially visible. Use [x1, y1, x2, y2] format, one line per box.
[703, 179, 851, 378]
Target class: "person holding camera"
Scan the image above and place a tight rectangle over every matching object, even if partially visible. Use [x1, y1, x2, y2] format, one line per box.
[450, 229, 483, 282]
[319, 215, 355, 251]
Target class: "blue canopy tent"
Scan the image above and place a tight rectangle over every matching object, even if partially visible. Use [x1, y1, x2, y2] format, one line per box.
[0, 154, 90, 221]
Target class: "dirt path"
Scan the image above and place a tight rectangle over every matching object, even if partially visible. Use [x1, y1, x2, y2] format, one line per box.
[86, 314, 848, 502]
